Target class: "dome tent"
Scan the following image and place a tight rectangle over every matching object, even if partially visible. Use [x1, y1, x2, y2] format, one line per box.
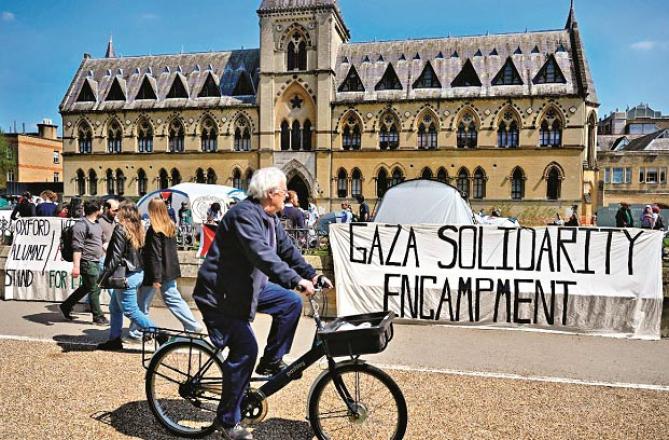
[137, 183, 246, 225]
[373, 179, 475, 225]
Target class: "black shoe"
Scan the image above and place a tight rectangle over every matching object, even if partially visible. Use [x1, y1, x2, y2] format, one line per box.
[155, 332, 169, 347]
[59, 304, 73, 321]
[255, 357, 294, 377]
[92, 316, 109, 326]
[97, 338, 123, 351]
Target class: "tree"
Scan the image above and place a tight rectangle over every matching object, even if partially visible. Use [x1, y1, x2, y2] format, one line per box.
[0, 130, 15, 192]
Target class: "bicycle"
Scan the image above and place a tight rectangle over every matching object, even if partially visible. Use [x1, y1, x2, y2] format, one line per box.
[141, 287, 408, 439]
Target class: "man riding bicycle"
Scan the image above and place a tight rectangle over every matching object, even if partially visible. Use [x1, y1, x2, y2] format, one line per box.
[194, 167, 332, 440]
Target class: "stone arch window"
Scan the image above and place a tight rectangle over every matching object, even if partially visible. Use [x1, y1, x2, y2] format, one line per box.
[418, 114, 438, 149]
[287, 32, 307, 71]
[106, 169, 115, 195]
[391, 167, 404, 187]
[201, 117, 218, 152]
[171, 168, 182, 185]
[88, 169, 97, 196]
[78, 123, 93, 154]
[457, 167, 470, 196]
[545, 165, 563, 200]
[159, 168, 169, 190]
[76, 169, 86, 196]
[116, 169, 126, 196]
[421, 167, 433, 179]
[302, 120, 312, 151]
[497, 110, 520, 148]
[337, 168, 348, 198]
[244, 169, 254, 192]
[379, 113, 400, 150]
[342, 115, 362, 150]
[351, 168, 363, 197]
[457, 112, 477, 148]
[207, 168, 217, 185]
[280, 120, 290, 151]
[107, 120, 123, 153]
[376, 168, 389, 197]
[511, 167, 525, 200]
[168, 120, 185, 153]
[137, 119, 153, 153]
[137, 169, 148, 196]
[540, 109, 562, 147]
[232, 168, 242, 190]
[473, 167, 487, 199]
[291, 120, 301, 151]
[195, 168, 206, 184]
[437, 167, 449, 183]
[234, 117, 251, 152]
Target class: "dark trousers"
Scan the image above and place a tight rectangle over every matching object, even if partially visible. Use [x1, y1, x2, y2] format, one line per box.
[202, 282, 303, 427]
[62, 260, 103, 318]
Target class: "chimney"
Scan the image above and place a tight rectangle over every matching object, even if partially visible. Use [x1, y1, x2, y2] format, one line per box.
[37, 118, 58, 140]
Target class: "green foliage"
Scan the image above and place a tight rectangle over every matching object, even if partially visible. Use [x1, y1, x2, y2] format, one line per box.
[0, 130, 13, 176]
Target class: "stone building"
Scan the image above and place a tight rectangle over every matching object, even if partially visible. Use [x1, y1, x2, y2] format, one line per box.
[2, 120, 63, 195]
[599, 103, 669, 136]
[60, 0, 599, 224]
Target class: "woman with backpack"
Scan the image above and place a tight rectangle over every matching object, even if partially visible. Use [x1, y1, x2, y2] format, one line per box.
[128, 198, 202, 339]
[97, 201, 162, 350]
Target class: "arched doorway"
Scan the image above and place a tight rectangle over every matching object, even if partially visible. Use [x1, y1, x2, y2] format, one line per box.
[287, 175, 310, 209]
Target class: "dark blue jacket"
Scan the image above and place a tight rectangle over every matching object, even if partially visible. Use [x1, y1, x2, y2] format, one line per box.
[194, 198, 316, 321]
[36, 202, 58, 217]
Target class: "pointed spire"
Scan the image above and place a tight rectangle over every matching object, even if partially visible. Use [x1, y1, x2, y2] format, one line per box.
[105, 35, 116, 58]
[566, 0, 577, 29]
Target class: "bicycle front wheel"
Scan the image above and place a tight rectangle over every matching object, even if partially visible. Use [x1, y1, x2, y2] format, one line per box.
[308, 362, 408, 440]
[145, 341, 223, 438]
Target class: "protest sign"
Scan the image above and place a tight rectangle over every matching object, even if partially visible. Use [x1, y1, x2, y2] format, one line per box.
[4, 218, 98, 303]
[330, 224, 664, 340]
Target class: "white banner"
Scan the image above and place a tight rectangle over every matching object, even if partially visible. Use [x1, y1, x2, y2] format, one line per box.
[330, 224, 664, 340]
[3, 218, 108, 303]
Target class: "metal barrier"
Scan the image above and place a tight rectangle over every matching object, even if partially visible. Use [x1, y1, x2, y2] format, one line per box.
[284, 228, 330, 254]
[176, 223, 197, 250]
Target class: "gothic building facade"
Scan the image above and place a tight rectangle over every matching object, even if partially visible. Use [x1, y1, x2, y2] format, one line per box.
[60, 0, 599, 224]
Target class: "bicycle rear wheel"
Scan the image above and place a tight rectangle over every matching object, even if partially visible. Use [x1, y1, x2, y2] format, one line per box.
[145, 341, 223, 438]
[308, 362, 408, 440]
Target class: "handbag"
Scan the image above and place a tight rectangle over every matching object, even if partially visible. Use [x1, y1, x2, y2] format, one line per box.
[98, 259, 128, 289]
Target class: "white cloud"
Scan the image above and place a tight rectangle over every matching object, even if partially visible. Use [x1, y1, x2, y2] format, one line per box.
[1, 11, 15, 22]
[630, 40, 669, 51]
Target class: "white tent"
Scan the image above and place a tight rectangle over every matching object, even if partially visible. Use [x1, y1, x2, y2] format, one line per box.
[137, 183, 246, 225]
[373, 179, 475, 225]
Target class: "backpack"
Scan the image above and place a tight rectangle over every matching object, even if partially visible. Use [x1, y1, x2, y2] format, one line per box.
[60, 220, 89, 262]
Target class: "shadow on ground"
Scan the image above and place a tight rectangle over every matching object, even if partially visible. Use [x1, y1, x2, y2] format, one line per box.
[98, 400, 313, 439]
[52, 328, 112, 352]
[23, 303, 95, 327]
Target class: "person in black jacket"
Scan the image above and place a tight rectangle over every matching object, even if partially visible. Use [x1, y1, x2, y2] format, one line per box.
[10, 192, 35, 220]
[97, 202, 159, 351]
[194, 167, 332, 440]
[128, 198, 202, 340]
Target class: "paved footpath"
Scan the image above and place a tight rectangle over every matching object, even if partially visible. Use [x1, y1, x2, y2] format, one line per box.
[1, 300, 669, 439]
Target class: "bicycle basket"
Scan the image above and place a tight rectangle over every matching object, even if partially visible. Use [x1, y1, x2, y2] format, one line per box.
[318, 311, 395, 358]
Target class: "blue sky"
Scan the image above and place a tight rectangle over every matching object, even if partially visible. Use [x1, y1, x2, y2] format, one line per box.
[0, 0, 667, 134]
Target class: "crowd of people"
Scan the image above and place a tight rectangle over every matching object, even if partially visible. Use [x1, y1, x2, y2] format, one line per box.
[55, 197, 200, 350]
[616, 202, 666, 230]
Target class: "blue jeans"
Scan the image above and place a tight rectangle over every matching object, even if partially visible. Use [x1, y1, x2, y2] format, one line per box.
[130, 280, 200, 334]
[109, 271, 156, 340]
[201, 282, 303, 427]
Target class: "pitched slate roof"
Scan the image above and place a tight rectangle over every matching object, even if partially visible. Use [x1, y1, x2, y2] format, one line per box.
[335, 28, 597, 103]
[60, 50, 260, 113]
[621, 129, 669, 152]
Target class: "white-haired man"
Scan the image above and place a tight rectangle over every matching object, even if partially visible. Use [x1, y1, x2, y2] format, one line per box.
[194, 167, 331, 440]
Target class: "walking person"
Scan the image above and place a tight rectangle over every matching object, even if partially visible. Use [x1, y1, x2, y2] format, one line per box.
[128, 199, 202, 340]
[282, 190, 305, 229]
[36, 190, 58, 217]
[641, 205, 655, 229]
[356, 195, 370, 222]
[97, 202, 162, 351]
[99, 199, 120, 251]
[60, 200, 108, 325]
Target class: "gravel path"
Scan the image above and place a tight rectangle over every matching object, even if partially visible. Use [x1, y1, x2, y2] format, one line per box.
[0, 339, 667, 440]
